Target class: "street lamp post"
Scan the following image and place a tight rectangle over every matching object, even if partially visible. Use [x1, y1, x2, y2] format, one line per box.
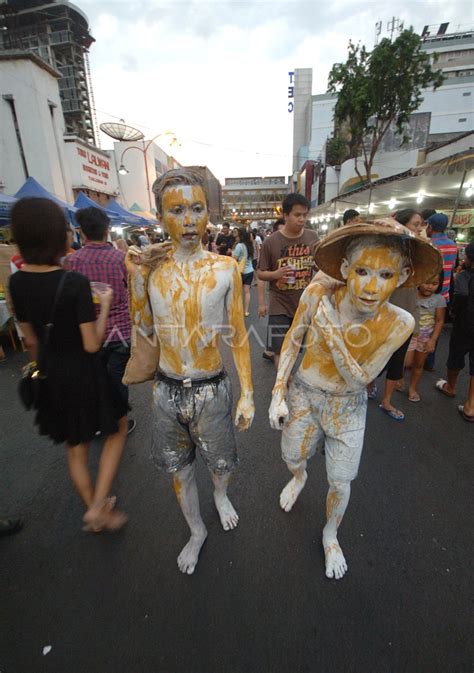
[118, 131, 178, 211]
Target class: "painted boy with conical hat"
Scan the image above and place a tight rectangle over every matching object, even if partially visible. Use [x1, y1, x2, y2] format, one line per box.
[269, 219, 441, 580]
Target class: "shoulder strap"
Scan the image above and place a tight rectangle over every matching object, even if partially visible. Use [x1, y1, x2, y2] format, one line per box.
[47, 271, 69, 326]
[43, 271, 69, 345]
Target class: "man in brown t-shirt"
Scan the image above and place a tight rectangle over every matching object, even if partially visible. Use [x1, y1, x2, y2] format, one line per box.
[257, 194, 318, 367]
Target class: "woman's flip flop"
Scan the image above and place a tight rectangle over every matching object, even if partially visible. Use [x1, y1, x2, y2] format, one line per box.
[457, 405, 474, 423]
[379, 404, 405, 420]
[435, 379, 456, 398]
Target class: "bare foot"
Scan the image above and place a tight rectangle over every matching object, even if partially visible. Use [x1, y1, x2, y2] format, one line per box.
[279, 472, 307, 512]
[177, 528, 207, 575]
[105, 509, 128, 531]
[323, 535, 348, 580]
[214, 494, 239, 531]
[83, 496, 116, 532]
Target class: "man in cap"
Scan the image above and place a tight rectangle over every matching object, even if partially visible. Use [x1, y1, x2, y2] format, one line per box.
[269, 220, 441, 580]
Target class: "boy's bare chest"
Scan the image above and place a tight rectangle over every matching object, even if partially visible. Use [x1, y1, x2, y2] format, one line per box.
[148, 264, 230, 319]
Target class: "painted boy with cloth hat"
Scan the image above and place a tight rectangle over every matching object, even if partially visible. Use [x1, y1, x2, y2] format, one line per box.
[269, 219, 441, 580]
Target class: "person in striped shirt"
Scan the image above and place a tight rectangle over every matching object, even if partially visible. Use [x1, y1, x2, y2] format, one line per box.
[425, 212, 458, 371]
[426, 213, 458, 301]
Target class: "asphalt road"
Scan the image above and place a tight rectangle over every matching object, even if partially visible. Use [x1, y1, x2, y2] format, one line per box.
[1, 302, 473, 673]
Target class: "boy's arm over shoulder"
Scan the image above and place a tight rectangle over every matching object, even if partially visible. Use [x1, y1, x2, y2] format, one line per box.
[385, 303, 416, 346]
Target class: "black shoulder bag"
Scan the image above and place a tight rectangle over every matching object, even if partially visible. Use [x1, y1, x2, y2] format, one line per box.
[19, 272, 69, 411]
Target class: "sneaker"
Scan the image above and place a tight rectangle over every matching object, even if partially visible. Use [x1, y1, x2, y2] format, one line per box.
[127, 419, 137, 435]
[262, 351, 275, 363]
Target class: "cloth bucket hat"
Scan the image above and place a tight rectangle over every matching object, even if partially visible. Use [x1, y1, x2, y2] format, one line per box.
[313, 219, 443, 288]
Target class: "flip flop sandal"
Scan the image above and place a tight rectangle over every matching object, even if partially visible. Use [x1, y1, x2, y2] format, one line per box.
[435, 379, 456, 398]
[379, 404, 405, 421]
[408, 393, 421, 402]
[367, 383, 377, 399]
[457, 405, 474, 423]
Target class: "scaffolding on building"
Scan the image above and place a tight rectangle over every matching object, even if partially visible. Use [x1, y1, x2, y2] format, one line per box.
[1, 0, 97, 146]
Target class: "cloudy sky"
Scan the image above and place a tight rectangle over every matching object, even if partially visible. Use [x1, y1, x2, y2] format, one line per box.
[81, 0, 472, 182]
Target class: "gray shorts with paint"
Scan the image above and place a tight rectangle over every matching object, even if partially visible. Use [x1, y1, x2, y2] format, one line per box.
[281, 376, 367, 482]
[151, 372, 238, 475]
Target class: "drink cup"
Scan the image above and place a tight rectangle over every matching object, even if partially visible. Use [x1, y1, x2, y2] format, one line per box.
[90, 281, 111, 305]
[286, 265, 297, 285]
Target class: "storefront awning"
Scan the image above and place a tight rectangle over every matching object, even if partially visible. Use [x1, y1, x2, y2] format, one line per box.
[414, 150, 474, 176]
[14, 177, 77, 223]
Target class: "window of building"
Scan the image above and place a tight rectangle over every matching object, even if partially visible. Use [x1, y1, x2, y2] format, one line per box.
[459, 118, 467, 122]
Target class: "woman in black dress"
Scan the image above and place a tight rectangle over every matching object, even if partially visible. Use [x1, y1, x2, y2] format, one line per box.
[9, 198, 128, 532]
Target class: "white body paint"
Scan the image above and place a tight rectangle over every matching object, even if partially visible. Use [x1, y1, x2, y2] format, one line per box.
[129, 182, 253, 575]
[269, 238, 414, 580]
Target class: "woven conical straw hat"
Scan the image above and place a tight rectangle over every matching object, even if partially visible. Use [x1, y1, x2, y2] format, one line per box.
[313, 219, 443, 288]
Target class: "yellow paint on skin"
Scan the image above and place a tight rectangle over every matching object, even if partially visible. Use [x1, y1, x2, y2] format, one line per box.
[161, 186, 208, 244]
[300, 424, 315, 459]
[326, 490, 342, 520]
[173, 476, 182, 504]
[300, 267, 405, 387]
[127, 262, 154, 330]
[227, 263, 252, 394]
[324, 542, 342, 556]
[160, 341, 184, 375]
[347, 247, 401, 304]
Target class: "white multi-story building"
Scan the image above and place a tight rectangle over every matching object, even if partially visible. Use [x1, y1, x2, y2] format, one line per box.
[292, 24, 474, 208]
[0, 51, 73, 200]
[222, 176, 289, 224]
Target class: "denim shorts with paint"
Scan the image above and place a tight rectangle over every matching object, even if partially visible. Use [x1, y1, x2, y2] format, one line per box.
[281, 375, 367, 482]
[151, 371, 238, 475]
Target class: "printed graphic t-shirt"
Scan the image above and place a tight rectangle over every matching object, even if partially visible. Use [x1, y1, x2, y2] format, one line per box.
[418, 293, 446, 332]
[258, 229, 318, 318]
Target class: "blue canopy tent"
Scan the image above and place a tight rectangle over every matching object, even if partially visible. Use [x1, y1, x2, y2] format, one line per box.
[0, 194, 17, 227]
[106, 199, 152, 226]
[74, 192, 121, 224]
[14, 177, 77, 224]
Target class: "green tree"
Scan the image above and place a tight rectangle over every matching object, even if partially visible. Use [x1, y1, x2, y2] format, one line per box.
[328, 28, 445, 201]
[325, 135, 349, 166]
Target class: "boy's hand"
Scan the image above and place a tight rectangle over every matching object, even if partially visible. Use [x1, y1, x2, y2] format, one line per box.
[315, 296, 341, 347]
[273, 267, 293, 282]
[258, 303, 268, 318]
[235, 393, 254, 431]
[269, 393, 289, 430]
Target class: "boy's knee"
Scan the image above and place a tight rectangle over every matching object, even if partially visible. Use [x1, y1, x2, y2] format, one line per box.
[328, 478, 350, 493]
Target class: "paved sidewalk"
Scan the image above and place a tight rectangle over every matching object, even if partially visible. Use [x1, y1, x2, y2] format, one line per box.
[1, 312, 472, 673]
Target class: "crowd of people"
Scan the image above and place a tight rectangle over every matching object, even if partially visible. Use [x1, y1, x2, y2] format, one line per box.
[0, 183, 473, 542]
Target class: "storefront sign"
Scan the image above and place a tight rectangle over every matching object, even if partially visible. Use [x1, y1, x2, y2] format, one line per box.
[440, 209, 474, 228]
[64, 140, 118, 195]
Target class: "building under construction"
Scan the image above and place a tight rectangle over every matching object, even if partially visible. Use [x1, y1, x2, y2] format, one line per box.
[0, 0, 97, 145]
